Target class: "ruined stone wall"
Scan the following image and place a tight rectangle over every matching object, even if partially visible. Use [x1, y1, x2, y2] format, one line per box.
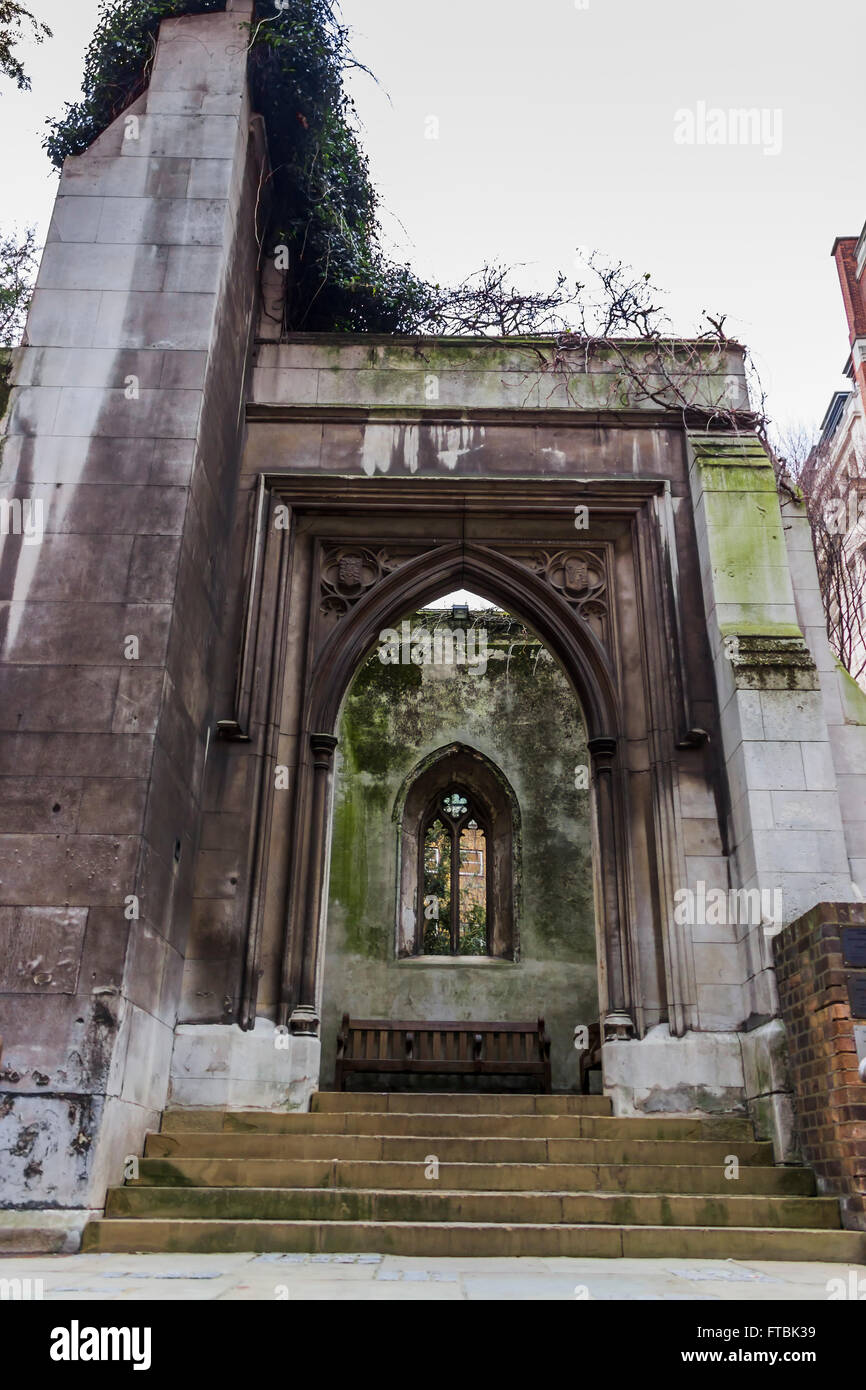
[0, 2, 262, 1223]
[4, 0, 865, 1212]
[320, 615, 595, 1091]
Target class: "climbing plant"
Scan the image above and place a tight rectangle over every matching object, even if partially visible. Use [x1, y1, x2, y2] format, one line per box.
[41, 0, 763, 435]
[44, 0, 436, 333]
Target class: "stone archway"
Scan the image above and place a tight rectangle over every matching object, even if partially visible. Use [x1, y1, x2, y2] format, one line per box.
[291, 542, 632, 1046]
[231, 475, 695, 1059]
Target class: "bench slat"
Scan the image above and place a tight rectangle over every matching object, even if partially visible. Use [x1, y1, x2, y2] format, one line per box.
[334, 1016, 552, 1092]
[346, 1019, 539, 1033]
[339, 1060, 546, 1075]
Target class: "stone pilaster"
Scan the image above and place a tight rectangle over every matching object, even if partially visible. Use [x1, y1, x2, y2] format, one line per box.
[0, 2, 261, 1223]
[687, 434, 852, 1025]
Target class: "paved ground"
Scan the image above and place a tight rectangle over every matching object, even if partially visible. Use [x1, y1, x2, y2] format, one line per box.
[1, 1252, 864, 1300]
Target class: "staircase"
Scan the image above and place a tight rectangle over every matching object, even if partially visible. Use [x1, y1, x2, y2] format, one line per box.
[82, 1093, 866, 1260]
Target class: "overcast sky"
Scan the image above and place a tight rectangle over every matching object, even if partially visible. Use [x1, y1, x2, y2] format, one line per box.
[3, 0, 865, 433]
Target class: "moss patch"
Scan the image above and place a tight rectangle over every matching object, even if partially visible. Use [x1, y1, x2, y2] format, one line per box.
[322, 611, 597, 1090]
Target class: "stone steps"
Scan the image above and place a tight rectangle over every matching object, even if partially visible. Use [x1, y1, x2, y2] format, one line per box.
[159, 1110, 757, 1142]
[131, 1156, 815, 1195]
[144, 1132, 775, 1165]
[82, 1218, 866, 1262]
[81, 1093, 866, 1261]
[311, 1093, 614, 1116]
[105, 1185, 840, 1229]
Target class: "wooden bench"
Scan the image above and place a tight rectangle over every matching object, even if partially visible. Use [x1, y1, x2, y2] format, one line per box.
[334, 1016, 551, 1093]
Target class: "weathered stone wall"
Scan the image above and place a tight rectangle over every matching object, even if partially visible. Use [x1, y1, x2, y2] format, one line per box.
[774, 903, 866, 1231]
[0, 2, 262, 1221]
[234, 342, 733, 1051]
[320, 614, 596, 1091]
[683, 434, 863, 1147]
[4, 0, 866, 1217]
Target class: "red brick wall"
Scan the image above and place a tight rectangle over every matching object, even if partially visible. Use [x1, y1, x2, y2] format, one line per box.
[832, 237, 866, 342]
[774, 902, 866, 1231]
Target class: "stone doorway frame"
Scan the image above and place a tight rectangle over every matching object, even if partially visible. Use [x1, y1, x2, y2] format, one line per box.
[228, 474, 698, 1050]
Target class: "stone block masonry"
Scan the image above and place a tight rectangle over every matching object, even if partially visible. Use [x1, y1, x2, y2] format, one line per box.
[3, 1, 866, 1253]
[0, 1, 263, 1227]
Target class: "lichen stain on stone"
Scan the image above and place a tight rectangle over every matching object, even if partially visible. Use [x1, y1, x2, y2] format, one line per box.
[10, 1124, 40, 1157]
[79, 989, 121, 1087]
[637, 1085, 747, 1116]
[322, 613, 597, 1089]
[395, 424, 420, 475]
[360, 427, 392, 477]
[432, 424, 482, 472]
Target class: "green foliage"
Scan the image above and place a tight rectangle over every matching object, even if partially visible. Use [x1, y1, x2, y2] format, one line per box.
[43, 0, 224, 166]
[460, 901, 487, 956]
[44, 0, 435, 333]
[422, 821, 451, 954]
[0, 1, 51, 91]
[40, 2, 722, 349]
[0, 225, 38, 345]
[0, 349, 13, 422]
[249, 1, 436, 332]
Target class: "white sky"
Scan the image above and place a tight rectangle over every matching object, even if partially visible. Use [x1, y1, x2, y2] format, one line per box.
[2, 0, 865, 434]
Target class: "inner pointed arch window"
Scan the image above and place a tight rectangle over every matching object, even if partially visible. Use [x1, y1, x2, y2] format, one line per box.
[421, 788, 489, 956]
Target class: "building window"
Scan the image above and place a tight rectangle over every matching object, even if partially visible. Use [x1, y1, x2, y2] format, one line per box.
[395, 743, 519, 961]
[421, 789, 490, 955]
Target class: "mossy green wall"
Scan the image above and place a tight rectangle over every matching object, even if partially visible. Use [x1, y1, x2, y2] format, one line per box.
[321, 613, 598, 1090]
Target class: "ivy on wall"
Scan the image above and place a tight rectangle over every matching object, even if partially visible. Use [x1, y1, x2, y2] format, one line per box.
[44, 0, 437, 333]
[39, 0, 757, 427]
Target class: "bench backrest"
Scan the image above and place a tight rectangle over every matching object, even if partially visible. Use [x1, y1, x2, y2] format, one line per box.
[337, 1017, 548, 1065]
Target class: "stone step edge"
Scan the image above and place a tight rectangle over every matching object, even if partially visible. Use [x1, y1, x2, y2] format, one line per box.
[156, 1125, 760, 1141]
[115, 1185, 836, 1204]
[164, 1113, 754, 1125]
[82, 1219, 866, 1262]
[135, 1158, 804, 1176]
[145, 1138, 776, 1161]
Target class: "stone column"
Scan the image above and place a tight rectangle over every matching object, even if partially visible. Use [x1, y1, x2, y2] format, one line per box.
[589, 736, 635, 1040]
[290, 733, 339, 1037]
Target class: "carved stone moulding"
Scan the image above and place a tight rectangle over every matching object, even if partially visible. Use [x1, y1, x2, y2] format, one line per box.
[319, 544, 433, 627]
[506, 546, 610, 646]
[722, 631, 820, 692]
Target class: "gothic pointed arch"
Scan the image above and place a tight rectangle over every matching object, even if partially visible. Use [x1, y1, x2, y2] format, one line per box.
[274, 522, 636, 1043]
[393, 743, 522, 960]
[307, 542, 620, 743]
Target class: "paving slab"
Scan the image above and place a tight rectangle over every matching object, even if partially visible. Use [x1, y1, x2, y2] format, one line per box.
[0, 1252, 862, 1301]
